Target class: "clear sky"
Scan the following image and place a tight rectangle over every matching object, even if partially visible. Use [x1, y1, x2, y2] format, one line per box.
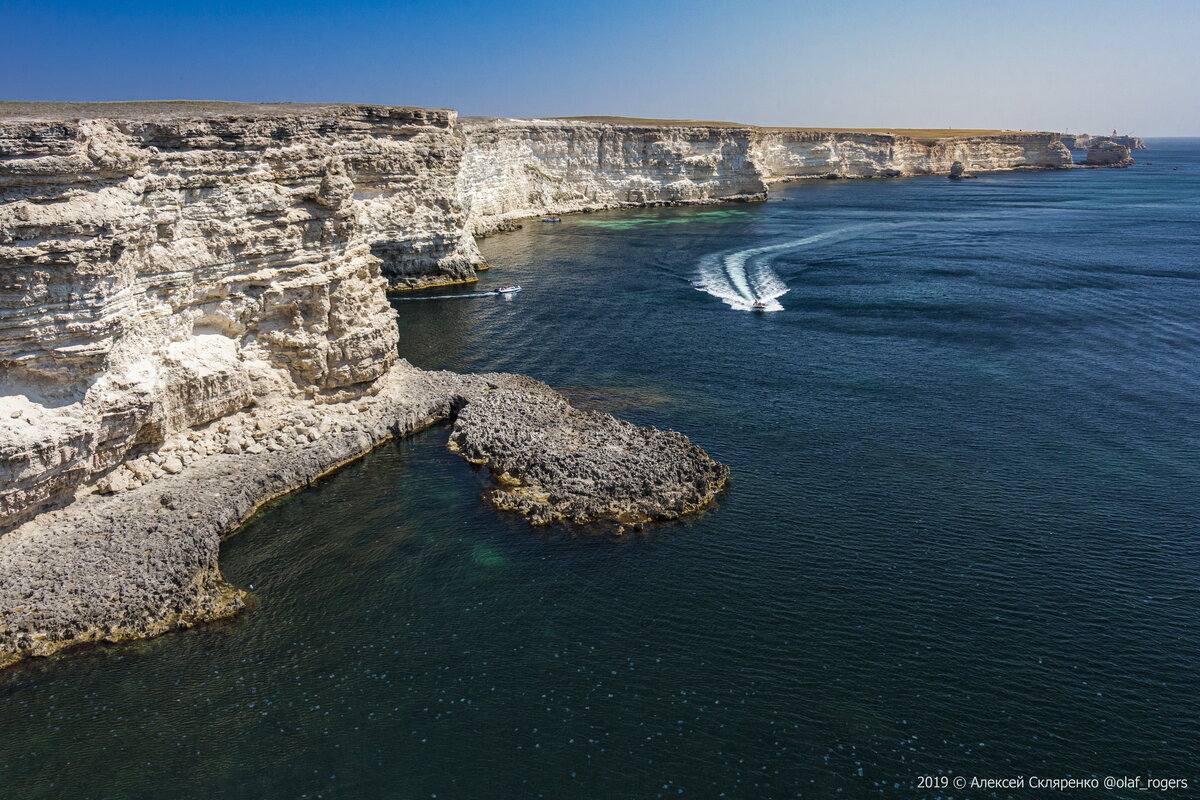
[2, 0, 1197, 134]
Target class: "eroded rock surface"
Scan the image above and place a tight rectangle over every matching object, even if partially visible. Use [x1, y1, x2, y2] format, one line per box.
[0, 363, 531, 668]
[457, 117, 766, 236]
[749, 129, 1070, 182]
[449, 387, 729, 527]
[0, 104, 485, 531]
[0, 103, 1096, 669]
[1062, 133, 1146, 151]
[455, 118, 1074, 233]
[1082, 140, 1135, 167]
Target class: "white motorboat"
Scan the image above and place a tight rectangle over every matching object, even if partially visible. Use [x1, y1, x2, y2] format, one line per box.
[495, 285, 522, 294]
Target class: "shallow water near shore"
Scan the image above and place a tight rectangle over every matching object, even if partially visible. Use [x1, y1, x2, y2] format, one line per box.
[3, 143, 1199, 798]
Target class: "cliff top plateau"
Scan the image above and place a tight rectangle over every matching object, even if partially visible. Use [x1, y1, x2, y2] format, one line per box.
[0, 100, 455, 122]
[3, 103, 1050, 145]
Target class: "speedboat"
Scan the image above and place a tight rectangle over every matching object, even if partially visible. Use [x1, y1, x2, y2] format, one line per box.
[495, 285, 522, 294]
[751, 301, 769, 311]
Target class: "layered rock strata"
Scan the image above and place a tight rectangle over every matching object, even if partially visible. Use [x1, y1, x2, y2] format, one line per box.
[455, 119, 1075, 232]
[0, 104, 483, 532]
[457, 117, 766, 235]
[748, 130, 1071, 182]
[449, 387, 729, 527]
[1082, 140, 1135, 167]
[1061, 133, 1146, 151]
[0, 103, 1118, 669]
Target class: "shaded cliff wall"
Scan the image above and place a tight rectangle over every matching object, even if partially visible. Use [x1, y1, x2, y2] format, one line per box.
[750, 130, 1071, 180]
[0, 105, 478, 528]
[457, 118, 767, 235]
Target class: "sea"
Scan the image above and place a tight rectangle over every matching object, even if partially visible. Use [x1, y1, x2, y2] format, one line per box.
[2, 141, 1197, 799]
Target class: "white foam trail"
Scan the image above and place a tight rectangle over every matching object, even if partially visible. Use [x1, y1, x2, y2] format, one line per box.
[694, 223, 898, 311]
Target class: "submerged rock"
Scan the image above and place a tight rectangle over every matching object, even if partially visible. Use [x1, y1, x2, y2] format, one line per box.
[449, 388, 728, 528]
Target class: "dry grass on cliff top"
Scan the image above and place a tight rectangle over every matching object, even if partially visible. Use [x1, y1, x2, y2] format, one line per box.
[561, 116, 1042, 143]
[0, 101, 451, 121]
[0, 104, 1044, 144]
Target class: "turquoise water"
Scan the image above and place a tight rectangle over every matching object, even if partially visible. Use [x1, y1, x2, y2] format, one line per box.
[2, 143, 1199, 798]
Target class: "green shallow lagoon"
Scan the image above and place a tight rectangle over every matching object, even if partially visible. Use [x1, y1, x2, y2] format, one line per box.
[2, 142, 1199, 799]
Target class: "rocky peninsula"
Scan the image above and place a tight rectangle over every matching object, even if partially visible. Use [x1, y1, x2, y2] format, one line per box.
[449, 387, 728, 528]
[0, 102, 1128, 669]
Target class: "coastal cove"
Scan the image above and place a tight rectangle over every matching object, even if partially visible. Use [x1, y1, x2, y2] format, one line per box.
[0, 104, 1096, 671]
[2, 140, 1198, 797]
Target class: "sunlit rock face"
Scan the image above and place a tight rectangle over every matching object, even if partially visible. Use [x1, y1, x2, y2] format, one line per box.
[1082, 140, 1135, 167]
[0, 104, 481, 526]
[0, 105, 1083, 531]
[750, 130, 1071, 180]
[0, 103, 1099, 670]
[1062, 133, 1146, 151]
[456, 118, 768, 235]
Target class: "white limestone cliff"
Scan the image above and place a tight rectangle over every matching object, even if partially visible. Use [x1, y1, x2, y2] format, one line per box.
[0, 104, 484, 530]
[0, 103, 1099, 669]
[1062, 133, 1146, 151]
[457, 118, 766, 235]
[749, 130, 1071, 181]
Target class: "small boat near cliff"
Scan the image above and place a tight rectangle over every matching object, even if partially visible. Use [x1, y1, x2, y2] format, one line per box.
[539, 217, 562, 223]
[495, 285, 522, 294]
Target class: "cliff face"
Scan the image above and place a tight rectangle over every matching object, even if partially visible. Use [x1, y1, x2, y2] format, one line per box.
[0, 108, 1098, 535]
[1062, 133, 1146, 151]
[457, 118, 766, 235]
[750, 130, 1071, 180]
[1082, 140, 1135, 167]
[456, 120, 1073, 232]
[0, 103, 1100, 669]
[0, 108, 1087, 534]
[0, 105, 479, 529]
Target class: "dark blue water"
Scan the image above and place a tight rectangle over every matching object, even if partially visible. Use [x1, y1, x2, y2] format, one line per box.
[2, 142, 1198, 799]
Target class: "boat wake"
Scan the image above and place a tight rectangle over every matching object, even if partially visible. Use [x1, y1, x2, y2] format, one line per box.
[694, 224, 896, 312]
[395, 291, 503, 301]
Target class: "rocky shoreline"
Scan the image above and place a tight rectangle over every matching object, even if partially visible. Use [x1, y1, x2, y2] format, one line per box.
[0, 363, 727, 669]
[449, 388, 728, 528]
[0, 102, 1137, 671]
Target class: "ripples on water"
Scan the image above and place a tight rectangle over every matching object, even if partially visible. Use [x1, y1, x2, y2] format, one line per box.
[2, 142, 1198, 799]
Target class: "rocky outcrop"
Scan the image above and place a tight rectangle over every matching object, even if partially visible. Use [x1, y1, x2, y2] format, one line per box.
[457, 118, 766, 235]
[0, 362, 549, 669]
[454, 120, 1073, 231]
[1082, 140, 1135, 167]
[0, 104, 484, 531]
[948, 161, 976, 180]
[0, 103, 1102, 670]
[449, 386, 728, 527]
[749, 130, 1071, 181]
[1062, 133, 1146, 151]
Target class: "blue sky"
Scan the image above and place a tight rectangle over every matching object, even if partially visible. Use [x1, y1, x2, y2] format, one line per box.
[2, 0, 1196, 134]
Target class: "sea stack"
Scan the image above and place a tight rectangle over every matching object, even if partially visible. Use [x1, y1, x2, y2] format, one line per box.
[1082, 140, 1135, 167]
[948, 161, 977, 180]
